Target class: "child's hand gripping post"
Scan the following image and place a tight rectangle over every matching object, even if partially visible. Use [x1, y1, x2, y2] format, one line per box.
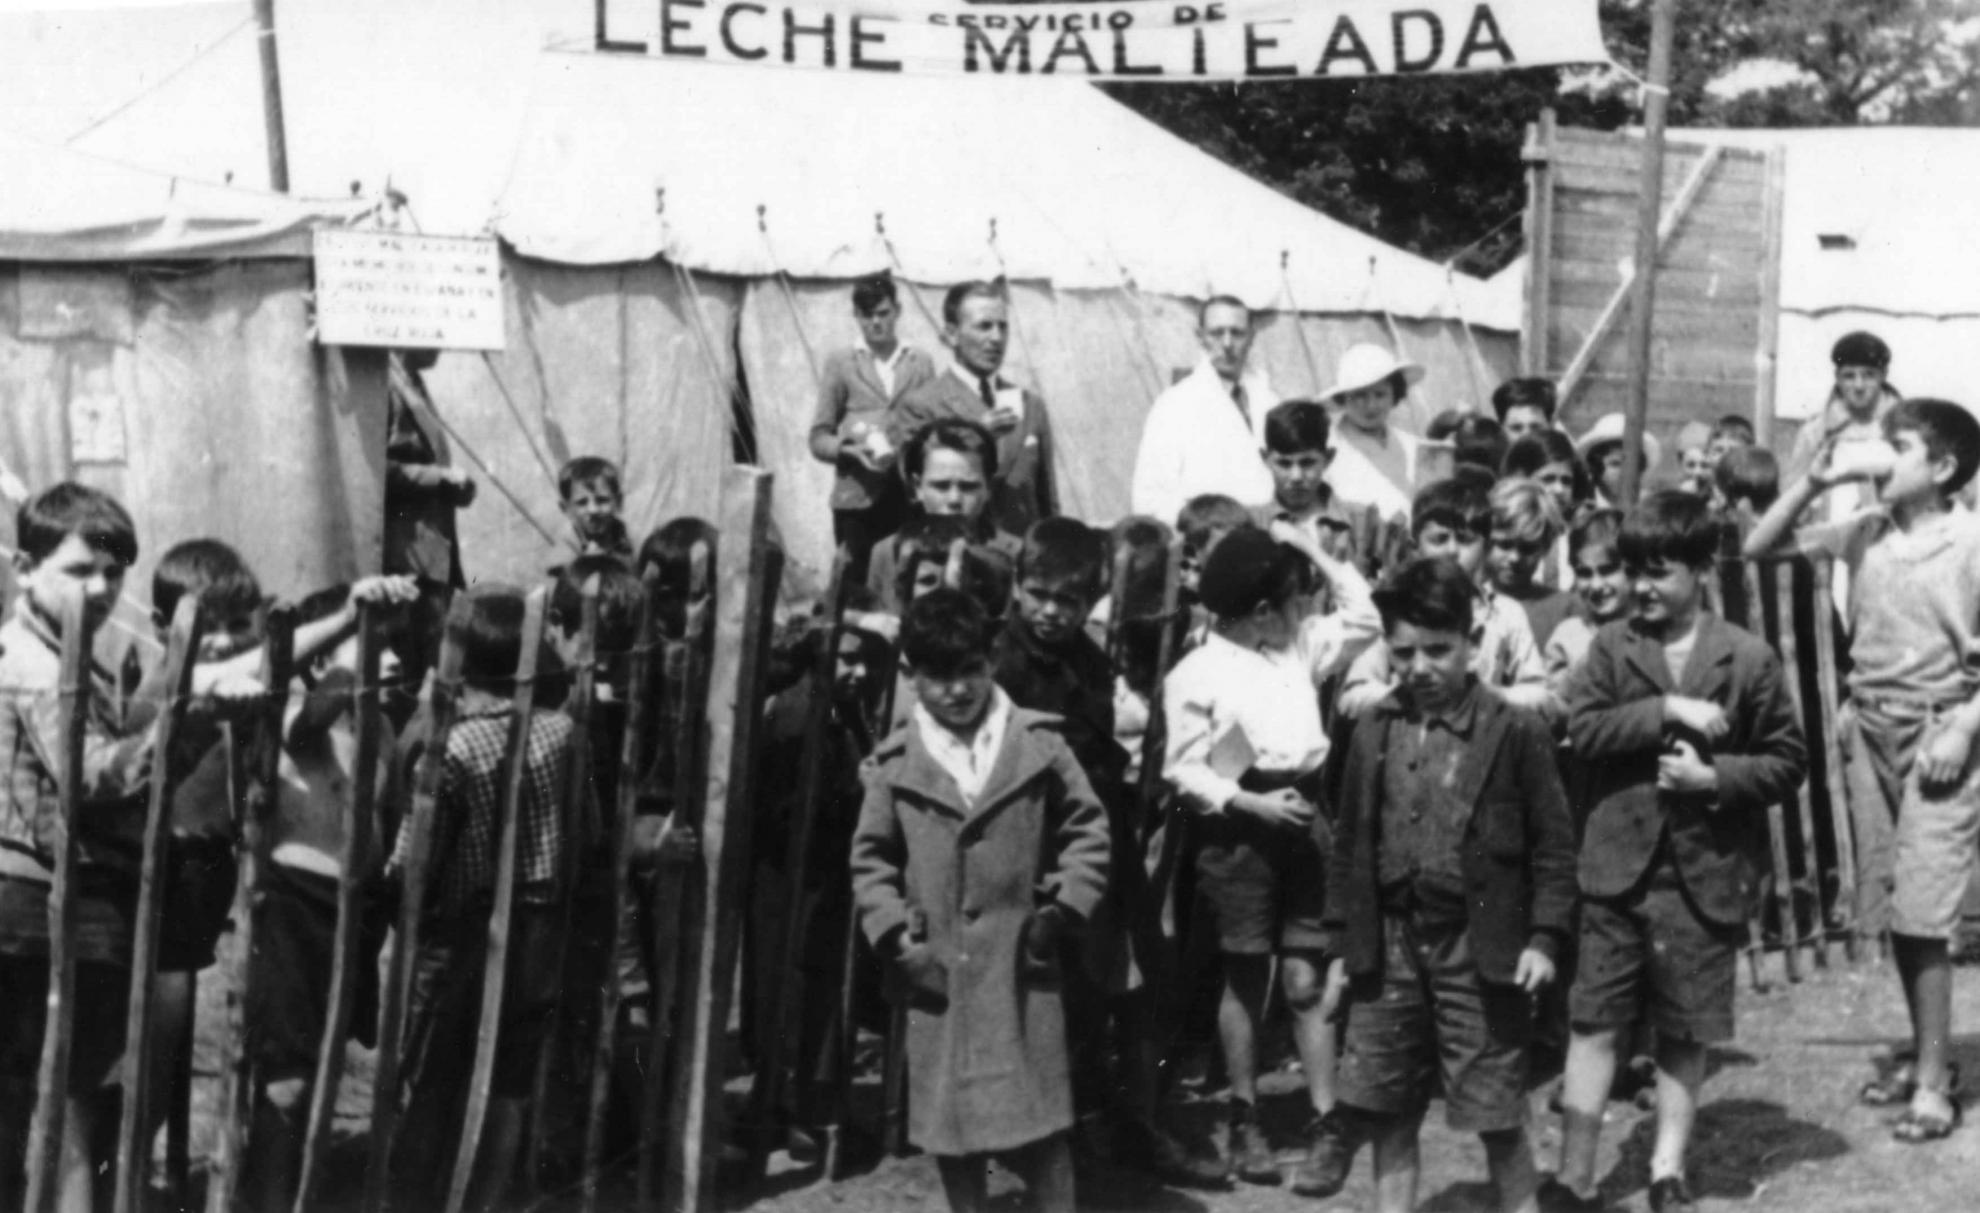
[1513, 947, 1556, 994]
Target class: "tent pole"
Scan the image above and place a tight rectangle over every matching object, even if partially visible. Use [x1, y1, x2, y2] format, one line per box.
[1619, 0, 1674, 506]
[253, 0, 290, 191]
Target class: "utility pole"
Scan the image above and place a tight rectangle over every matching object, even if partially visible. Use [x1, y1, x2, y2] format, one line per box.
[253, 0, 289, 191]
[1619, 0, 1675, 506]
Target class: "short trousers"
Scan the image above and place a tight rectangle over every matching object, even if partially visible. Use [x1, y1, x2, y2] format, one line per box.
[1193, 812, 1327, 956]
[159, 836, 239, 972]
[401, 902, 563, 1102]
[245, 864, 387, 1079]
[0, 955, 130, 1092]
[1336, 912, 1532, 1133]
[1570, 857, 1740, 1044]
[1841, 699, 1980, 941]
[0, 870, 136, 966]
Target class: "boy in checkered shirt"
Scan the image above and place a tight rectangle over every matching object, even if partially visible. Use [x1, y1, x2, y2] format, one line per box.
[384, 584, 575, 1210]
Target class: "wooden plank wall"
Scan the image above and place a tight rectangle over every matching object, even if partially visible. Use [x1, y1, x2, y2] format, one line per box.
[1535, 124, 1776, 441]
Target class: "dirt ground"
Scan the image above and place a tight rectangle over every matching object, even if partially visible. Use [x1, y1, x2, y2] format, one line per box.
[742, 955, 1980, 1213]
[178, 948, 1979, 1212]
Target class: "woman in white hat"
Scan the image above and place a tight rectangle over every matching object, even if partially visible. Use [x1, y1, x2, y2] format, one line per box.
[1320, 343, 1427, 523]
[1574, 412, 1663, 509]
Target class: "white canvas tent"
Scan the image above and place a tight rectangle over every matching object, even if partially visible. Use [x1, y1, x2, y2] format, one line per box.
[2, 0, 1520, 592]
[0, 129, 380, 620]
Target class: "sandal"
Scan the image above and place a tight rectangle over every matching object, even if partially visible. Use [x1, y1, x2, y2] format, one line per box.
[1893, 1087, 1963, 1143]
[1860, 1059, 1918, 1107]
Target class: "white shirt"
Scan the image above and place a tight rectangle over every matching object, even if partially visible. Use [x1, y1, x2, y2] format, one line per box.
[860, 336, 910, 399]
[1132, 359, 1278, 524]
[914, 686, 1013, 808]
[1161, 563, 1381, 813]
[1327, 424, 1423, 523]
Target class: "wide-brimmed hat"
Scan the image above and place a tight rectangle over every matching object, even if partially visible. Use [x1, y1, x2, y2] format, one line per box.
[1575, 412, 1662, 472]
[1322, 344, 1425, 402]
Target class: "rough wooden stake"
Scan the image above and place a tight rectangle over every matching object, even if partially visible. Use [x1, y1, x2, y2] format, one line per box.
[444, 585, 552, 1213]
[748, 545, 852, 1179]
[581, 570, 659, 1213]
[293, 605, 383, 1212]
[362, 596, 472, 1213]
[638, 541, 715, 1211]
[23, 589, 95, 1213]
[663, 470, 780, 1213]
[207, 606, 296, 1213]
[114, 596, 206, 1213]
[528, 576, 600, 1193]
[1810, 559, 1859, 960]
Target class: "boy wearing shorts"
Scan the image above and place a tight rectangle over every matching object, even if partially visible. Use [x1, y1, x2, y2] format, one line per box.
[1746, 397, 1980, 1143]
[1323, 557, 1576, 1213]
[1547, 491, 1804, 1212]
[1162, 522, 1380, 1191]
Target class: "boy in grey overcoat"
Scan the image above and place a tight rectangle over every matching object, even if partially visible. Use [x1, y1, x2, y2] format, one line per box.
[851, 588, 1110, 1213]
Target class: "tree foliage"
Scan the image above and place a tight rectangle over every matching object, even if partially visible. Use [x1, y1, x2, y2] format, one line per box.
[1102, 0, 1980, 273]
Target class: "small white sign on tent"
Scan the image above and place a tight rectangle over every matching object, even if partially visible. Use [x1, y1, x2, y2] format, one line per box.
[313, 230, 507, 350]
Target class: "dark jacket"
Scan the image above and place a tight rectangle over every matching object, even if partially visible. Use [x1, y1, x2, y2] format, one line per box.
[991, 619, 1126, 799]
[383, 358, 471, 588]
[1564, 614, 1806, 925]
[1323, 687, 1578, 984]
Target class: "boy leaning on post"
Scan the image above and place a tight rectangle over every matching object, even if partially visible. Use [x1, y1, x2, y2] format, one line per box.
[1745, 397, 1980, 1145]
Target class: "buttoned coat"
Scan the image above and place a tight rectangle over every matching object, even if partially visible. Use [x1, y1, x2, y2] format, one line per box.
[1565, 614, 1806, 925]
[850, 708, 1110, 1156]
[1322, 689, 1579, 985]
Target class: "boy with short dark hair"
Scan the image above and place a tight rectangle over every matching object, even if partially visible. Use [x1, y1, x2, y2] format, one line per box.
[867, 420, 1021, 611]
[1491, 377, 1558, 444]
[1323, 557, 1577, 1213]
[0, 483, 156, 1212]
[1545, 491, 1804, 1212]
[1543, 510, 1629, 704]
[385, 584, 577, 1212]
[809, 272, 936, 583]
[851, 588, 1110, 1213]
[1252, 400, 1398, 583]
[1745, 397, 1980, 1145]
[558, 456, 634, 563]
[1163, 522, 1381, 1192]
[1337, 477, 1548, 718]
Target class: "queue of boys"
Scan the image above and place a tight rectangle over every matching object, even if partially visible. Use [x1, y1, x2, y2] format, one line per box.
[0, 272, 1975, 1213]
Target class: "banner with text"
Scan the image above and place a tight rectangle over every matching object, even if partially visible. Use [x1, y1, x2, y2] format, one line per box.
[593, 0, 1607, 80]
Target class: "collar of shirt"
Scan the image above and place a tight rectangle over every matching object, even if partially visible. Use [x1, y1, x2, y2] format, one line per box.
[913, 685, 1013, 803]
[858, 336, 908, 370]
[1266, 484, 1350, 529]
[9, 597, 114, 685]
[1399, 679, 1481, 736]
[454, 685, 515, 721]
[947, 361, 1004, 393]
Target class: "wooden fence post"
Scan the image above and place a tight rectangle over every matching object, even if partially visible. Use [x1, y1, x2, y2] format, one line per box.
[663, 469, 780, 1213]
[114, 596, 206, 1213]
[23, 589, 96, 1213]
[206, 605, 296, 1213]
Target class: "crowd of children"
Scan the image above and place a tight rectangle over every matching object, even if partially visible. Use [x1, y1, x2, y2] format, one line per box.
[1, 313, 1975, 1213]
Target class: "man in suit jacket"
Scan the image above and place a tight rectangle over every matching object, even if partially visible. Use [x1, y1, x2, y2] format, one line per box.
[1316, 556, 1576, 1209]
[809, 273, 936, 582]
[889, 280, 1057, 538]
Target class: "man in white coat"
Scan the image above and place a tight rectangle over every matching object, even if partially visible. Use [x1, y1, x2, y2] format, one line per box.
[1132, 296, 1279, 524]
